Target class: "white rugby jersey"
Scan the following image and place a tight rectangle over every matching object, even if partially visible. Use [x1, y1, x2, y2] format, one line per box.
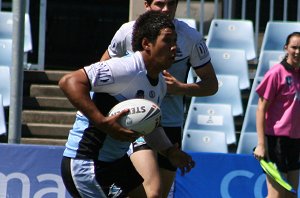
[63, 51, 166, 162]
[108, 19, 211, 126]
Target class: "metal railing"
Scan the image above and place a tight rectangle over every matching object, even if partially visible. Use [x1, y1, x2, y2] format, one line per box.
[2, 0, 300, 68]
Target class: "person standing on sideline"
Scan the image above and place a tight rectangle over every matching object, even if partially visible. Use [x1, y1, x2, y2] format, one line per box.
[253, 32, 300, 198]
[100, 0, 218, 197]
[59, 11, 195, 198]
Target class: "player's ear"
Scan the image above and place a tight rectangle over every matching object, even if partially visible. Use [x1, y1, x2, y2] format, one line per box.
[142, 38, 151, 51]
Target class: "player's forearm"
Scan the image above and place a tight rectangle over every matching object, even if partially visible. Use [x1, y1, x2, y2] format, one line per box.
[172, 80, 218, 97]
[187, 63, 218, 97]
[256, 107, 266, 147]
[256, 97, 270, 147]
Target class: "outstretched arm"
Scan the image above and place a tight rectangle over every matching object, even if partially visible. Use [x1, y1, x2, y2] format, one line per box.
[163, 62, 218, 97]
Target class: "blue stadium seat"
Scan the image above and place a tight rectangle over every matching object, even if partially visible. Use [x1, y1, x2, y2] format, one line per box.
[0, 39, 12, 66]
[182, 129, 228, 153]
[192, 74, 243, 116]
[0, 11, 32, 52]
[260, 21, 300, 51]
[209, 48, 250, 90]
[236, 132, 258, 154]
[187, 68, 196, 84]
[184, 103, 236, 144]
[247, 79, 261, 106]
[0, 94, 6, 135]
[206, 19, 256, 60]
[0, 66, 10, 107]
[256, 50, 285, 78]
[241, 105, 257, 133]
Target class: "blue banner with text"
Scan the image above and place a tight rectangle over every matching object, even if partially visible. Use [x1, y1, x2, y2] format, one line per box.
[0, 144, 298, 198]
[175, 152, 298, 198]
[0, 143, 71, 198]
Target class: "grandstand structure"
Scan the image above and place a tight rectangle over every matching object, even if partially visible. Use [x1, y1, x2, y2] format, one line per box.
[1, 0, 300, 152]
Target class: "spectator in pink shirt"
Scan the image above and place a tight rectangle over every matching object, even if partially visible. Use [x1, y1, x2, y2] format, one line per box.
[254, 32, 300, 198]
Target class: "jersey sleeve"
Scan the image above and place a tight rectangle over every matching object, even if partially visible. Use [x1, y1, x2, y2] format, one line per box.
[190, 37, 211, 68]
[83, 61, 131, 94]
[175, 19, 211, 68]
[107, 22, 134, 58]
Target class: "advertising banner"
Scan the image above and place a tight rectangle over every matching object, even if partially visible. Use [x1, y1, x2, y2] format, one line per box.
[0, 144, 298, 198]
[0, 143, 71, 198]
[175, 152, 294, 198]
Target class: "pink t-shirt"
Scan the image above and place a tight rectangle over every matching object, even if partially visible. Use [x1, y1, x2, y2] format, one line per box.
[256, 62, 300, 138]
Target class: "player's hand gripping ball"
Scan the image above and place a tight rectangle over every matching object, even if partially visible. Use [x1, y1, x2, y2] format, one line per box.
[108, 99, 161, 135]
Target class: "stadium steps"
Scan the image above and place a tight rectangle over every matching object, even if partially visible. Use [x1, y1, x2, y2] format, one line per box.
[21, 137, 68, 145]
[21, 70, 75, 145]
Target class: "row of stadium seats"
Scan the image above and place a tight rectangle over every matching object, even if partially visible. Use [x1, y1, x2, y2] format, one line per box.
[182, 19, 254, 153]
[182, 74, 242, 153]
[182, 19, 300, 154]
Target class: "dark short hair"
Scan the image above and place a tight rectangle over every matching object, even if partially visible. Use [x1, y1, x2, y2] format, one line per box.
[282, 32, 300, 61]
[132, 10, 175, 52]
[285, 32, 300, 47]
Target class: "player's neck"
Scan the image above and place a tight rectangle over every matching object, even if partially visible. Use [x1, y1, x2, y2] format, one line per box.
[142, 52, 160, 79]
[145, 66, 159, 79]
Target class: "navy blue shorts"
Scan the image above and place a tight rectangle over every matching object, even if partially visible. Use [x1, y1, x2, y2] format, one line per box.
[266, 135, 300, 173]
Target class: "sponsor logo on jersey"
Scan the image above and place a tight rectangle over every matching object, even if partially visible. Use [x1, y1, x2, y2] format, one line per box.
[196, 42, 209, 58]
[149, 90, 156, 98]
[286, 76, 293, 86]
[95, 62, 114, 86]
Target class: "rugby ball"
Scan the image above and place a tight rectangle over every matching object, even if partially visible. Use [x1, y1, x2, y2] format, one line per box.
[108, 98, 161, 135]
